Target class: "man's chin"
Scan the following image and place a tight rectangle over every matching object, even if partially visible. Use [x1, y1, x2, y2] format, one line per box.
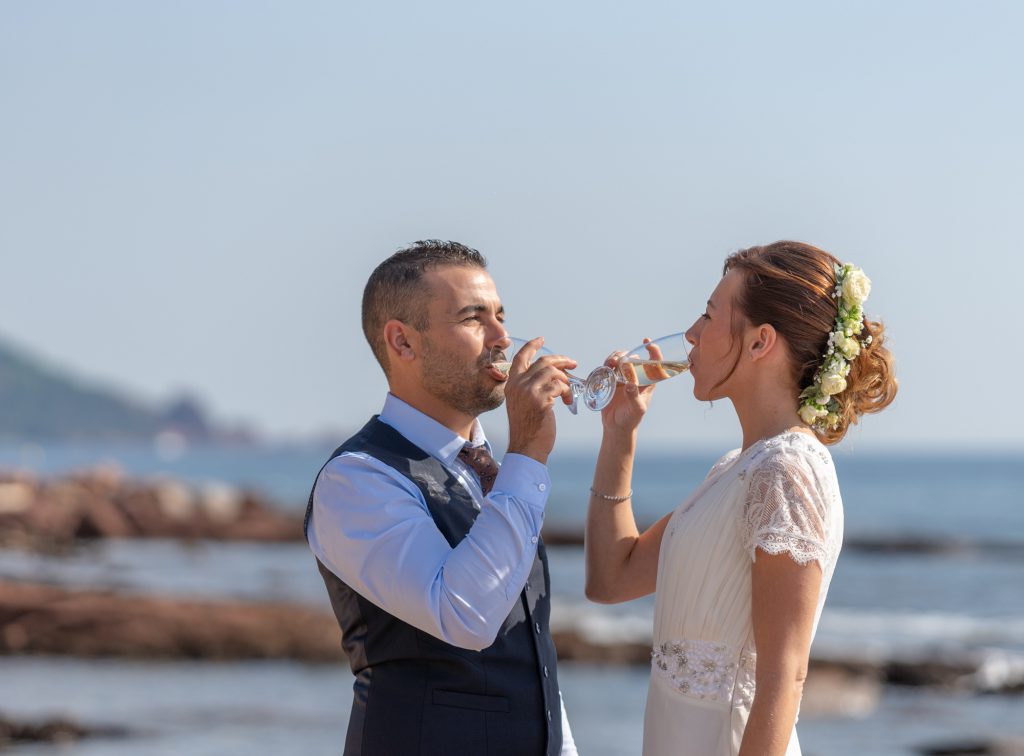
[480, 387, 506, 413]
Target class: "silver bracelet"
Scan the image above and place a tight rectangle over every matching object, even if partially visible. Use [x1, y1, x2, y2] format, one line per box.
[589, 486, 633, 502]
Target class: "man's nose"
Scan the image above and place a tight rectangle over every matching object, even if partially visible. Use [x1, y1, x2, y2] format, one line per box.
[490, 325, 511, 349]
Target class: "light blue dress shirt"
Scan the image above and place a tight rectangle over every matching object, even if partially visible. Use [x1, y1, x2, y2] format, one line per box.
[308, 394, 577, 754]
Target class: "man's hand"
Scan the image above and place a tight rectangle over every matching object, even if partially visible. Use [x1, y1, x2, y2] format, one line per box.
[504, 337, 577, 465]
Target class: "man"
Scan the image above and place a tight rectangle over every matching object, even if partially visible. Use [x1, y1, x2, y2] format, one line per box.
[304, 240, 579, 755]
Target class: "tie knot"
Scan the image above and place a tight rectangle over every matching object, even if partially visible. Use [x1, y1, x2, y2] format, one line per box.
[457, 443, 499, 496]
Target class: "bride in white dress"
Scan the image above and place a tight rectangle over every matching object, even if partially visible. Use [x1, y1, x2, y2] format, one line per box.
[584, 242, 897, 756]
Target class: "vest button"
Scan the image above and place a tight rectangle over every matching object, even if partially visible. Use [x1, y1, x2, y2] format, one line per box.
[543, 665, 549, 677]
[546, 709, 552, 722]
[535, 622, 541, 634]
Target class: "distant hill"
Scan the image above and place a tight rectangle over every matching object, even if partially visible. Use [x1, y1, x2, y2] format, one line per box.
[0, 337, 244, 443]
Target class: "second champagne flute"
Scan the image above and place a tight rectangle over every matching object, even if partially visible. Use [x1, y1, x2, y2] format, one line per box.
[582, 332, 691, 412]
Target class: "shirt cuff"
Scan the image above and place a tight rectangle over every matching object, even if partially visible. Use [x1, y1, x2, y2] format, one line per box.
[491, 452, 550, 515]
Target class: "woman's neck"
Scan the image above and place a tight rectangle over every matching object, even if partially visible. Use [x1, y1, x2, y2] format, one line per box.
[731, 382, 809, 452]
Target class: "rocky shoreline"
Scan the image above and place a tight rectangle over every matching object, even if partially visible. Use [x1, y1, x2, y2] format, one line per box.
[0, 471, 302, 553]
[0, 712, 127, 750]
[3, 576, 1016, 697]
[4, 471, 1018, 558]
[1, 470, 1021, 754]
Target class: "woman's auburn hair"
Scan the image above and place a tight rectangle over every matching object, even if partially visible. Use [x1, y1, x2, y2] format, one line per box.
[724, 241, 897, 445]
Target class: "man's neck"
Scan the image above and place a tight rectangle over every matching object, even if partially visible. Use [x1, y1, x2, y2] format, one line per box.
[387, 387, 477, 440]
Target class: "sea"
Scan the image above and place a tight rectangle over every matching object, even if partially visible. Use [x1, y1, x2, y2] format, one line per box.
[1, 441, 1022, 755]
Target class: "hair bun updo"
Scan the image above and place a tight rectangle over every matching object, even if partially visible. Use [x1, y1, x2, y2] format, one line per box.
[725, 241, 898, 445]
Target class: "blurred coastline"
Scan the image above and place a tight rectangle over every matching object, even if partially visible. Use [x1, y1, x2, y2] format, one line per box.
[1, 443, 1022, 755]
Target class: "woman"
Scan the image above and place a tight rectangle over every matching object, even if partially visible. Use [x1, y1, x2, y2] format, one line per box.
[584, 241, 897, 756]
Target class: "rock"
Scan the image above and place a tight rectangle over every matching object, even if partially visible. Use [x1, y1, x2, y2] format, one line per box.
[0, 580, 343, 662]
[0, 472, 304, 552]
[0, 712, 128, 747]
[802, 661, 882, 718]
[916, 737, 1024, 754]
[552, 628, 651, 665]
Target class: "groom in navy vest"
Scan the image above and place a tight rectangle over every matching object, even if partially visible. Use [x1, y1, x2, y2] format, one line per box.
[305, 240, 579, 755]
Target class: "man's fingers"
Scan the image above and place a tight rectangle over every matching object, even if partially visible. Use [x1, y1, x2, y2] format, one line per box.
[528, 354, 578, 373]
[509, 336, 544, 375]
[515, 365, 571, 400]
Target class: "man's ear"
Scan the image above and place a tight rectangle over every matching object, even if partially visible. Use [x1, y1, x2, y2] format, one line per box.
[748, 323, 778, 362]
[383, 320, 418, 364]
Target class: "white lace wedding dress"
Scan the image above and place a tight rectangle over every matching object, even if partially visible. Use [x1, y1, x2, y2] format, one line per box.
[642, 431, 844, 756]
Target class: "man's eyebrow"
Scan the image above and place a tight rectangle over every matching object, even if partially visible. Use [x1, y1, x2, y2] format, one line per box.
[454, 303, 505, 317]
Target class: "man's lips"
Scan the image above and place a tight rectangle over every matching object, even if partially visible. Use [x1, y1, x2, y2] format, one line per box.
[485, 354, 508, 381]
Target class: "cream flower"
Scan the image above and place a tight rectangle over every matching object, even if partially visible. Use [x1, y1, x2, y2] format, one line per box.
[799, 404, 825, 425]
[820, 372, 847, 396]
[841, 269, 871, 307]
[799, 262, 872, 432]
[838, 336, 861, 360]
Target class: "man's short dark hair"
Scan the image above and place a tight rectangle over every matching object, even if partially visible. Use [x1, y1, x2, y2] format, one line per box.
[362, 240, 488, 374]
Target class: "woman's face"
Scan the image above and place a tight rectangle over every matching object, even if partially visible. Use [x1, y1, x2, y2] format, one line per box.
[684, 269, 748, 402]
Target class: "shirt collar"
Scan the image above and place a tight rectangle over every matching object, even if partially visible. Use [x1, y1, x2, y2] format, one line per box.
[379, 393, 489, 468]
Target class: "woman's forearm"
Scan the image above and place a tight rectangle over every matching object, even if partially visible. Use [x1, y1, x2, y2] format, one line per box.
[738, 665, 806, 756]
[584, 430, 637, 599]
[584, 429, 665, 603]
[741, 667, 802, 749]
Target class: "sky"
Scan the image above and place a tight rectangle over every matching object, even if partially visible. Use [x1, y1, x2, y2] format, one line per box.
[2, 1, 1022, 455]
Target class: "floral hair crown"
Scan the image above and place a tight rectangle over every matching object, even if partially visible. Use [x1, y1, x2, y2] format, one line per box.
[798, 263, 873, 431]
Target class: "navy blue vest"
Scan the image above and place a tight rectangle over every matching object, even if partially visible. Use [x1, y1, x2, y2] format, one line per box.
[304, 417, 563, 756]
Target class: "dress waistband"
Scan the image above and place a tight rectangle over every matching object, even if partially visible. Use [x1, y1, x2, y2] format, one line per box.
[650, 638, 756, 708]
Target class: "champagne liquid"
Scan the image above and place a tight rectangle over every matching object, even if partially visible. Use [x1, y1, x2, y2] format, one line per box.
[492, 361, 512, 376]
[620, 358, 690, 386]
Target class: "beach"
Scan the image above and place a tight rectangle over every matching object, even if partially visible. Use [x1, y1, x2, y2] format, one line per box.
[1, 443, 1022, 754]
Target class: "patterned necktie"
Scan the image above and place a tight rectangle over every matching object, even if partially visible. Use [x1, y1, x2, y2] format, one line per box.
[457, 443, 499, 496]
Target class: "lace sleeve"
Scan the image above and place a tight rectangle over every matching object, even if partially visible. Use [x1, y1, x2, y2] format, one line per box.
[741, 449, 833, 568]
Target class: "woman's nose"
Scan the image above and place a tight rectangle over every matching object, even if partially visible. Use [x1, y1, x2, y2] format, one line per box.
[684, 324, 698, 347]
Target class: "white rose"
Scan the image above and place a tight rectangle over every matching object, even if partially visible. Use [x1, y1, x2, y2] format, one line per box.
[839, 336, 860, 360]
[842, 269, 871, 307]
[820, 372, 847, 396]
[799, 404, 824, 425]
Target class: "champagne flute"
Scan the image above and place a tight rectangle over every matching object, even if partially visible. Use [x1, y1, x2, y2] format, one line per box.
[492, 337, 584, 414]
[582, 332, 691, 412]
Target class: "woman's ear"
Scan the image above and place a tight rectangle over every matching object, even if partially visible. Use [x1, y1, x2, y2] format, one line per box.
[383, 320, 418, 364]
[748, 323, 778, 362]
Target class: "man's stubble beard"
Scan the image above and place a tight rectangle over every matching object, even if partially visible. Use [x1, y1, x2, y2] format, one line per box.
[420, 335, 506, 418]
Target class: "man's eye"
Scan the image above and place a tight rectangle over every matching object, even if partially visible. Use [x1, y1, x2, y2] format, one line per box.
[701, 312, 711, 320]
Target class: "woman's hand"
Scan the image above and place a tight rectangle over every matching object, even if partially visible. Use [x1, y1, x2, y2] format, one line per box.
[600, 339, 662, 435]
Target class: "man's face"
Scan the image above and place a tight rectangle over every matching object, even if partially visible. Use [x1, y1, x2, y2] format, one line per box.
[416, 265, 511, 417]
